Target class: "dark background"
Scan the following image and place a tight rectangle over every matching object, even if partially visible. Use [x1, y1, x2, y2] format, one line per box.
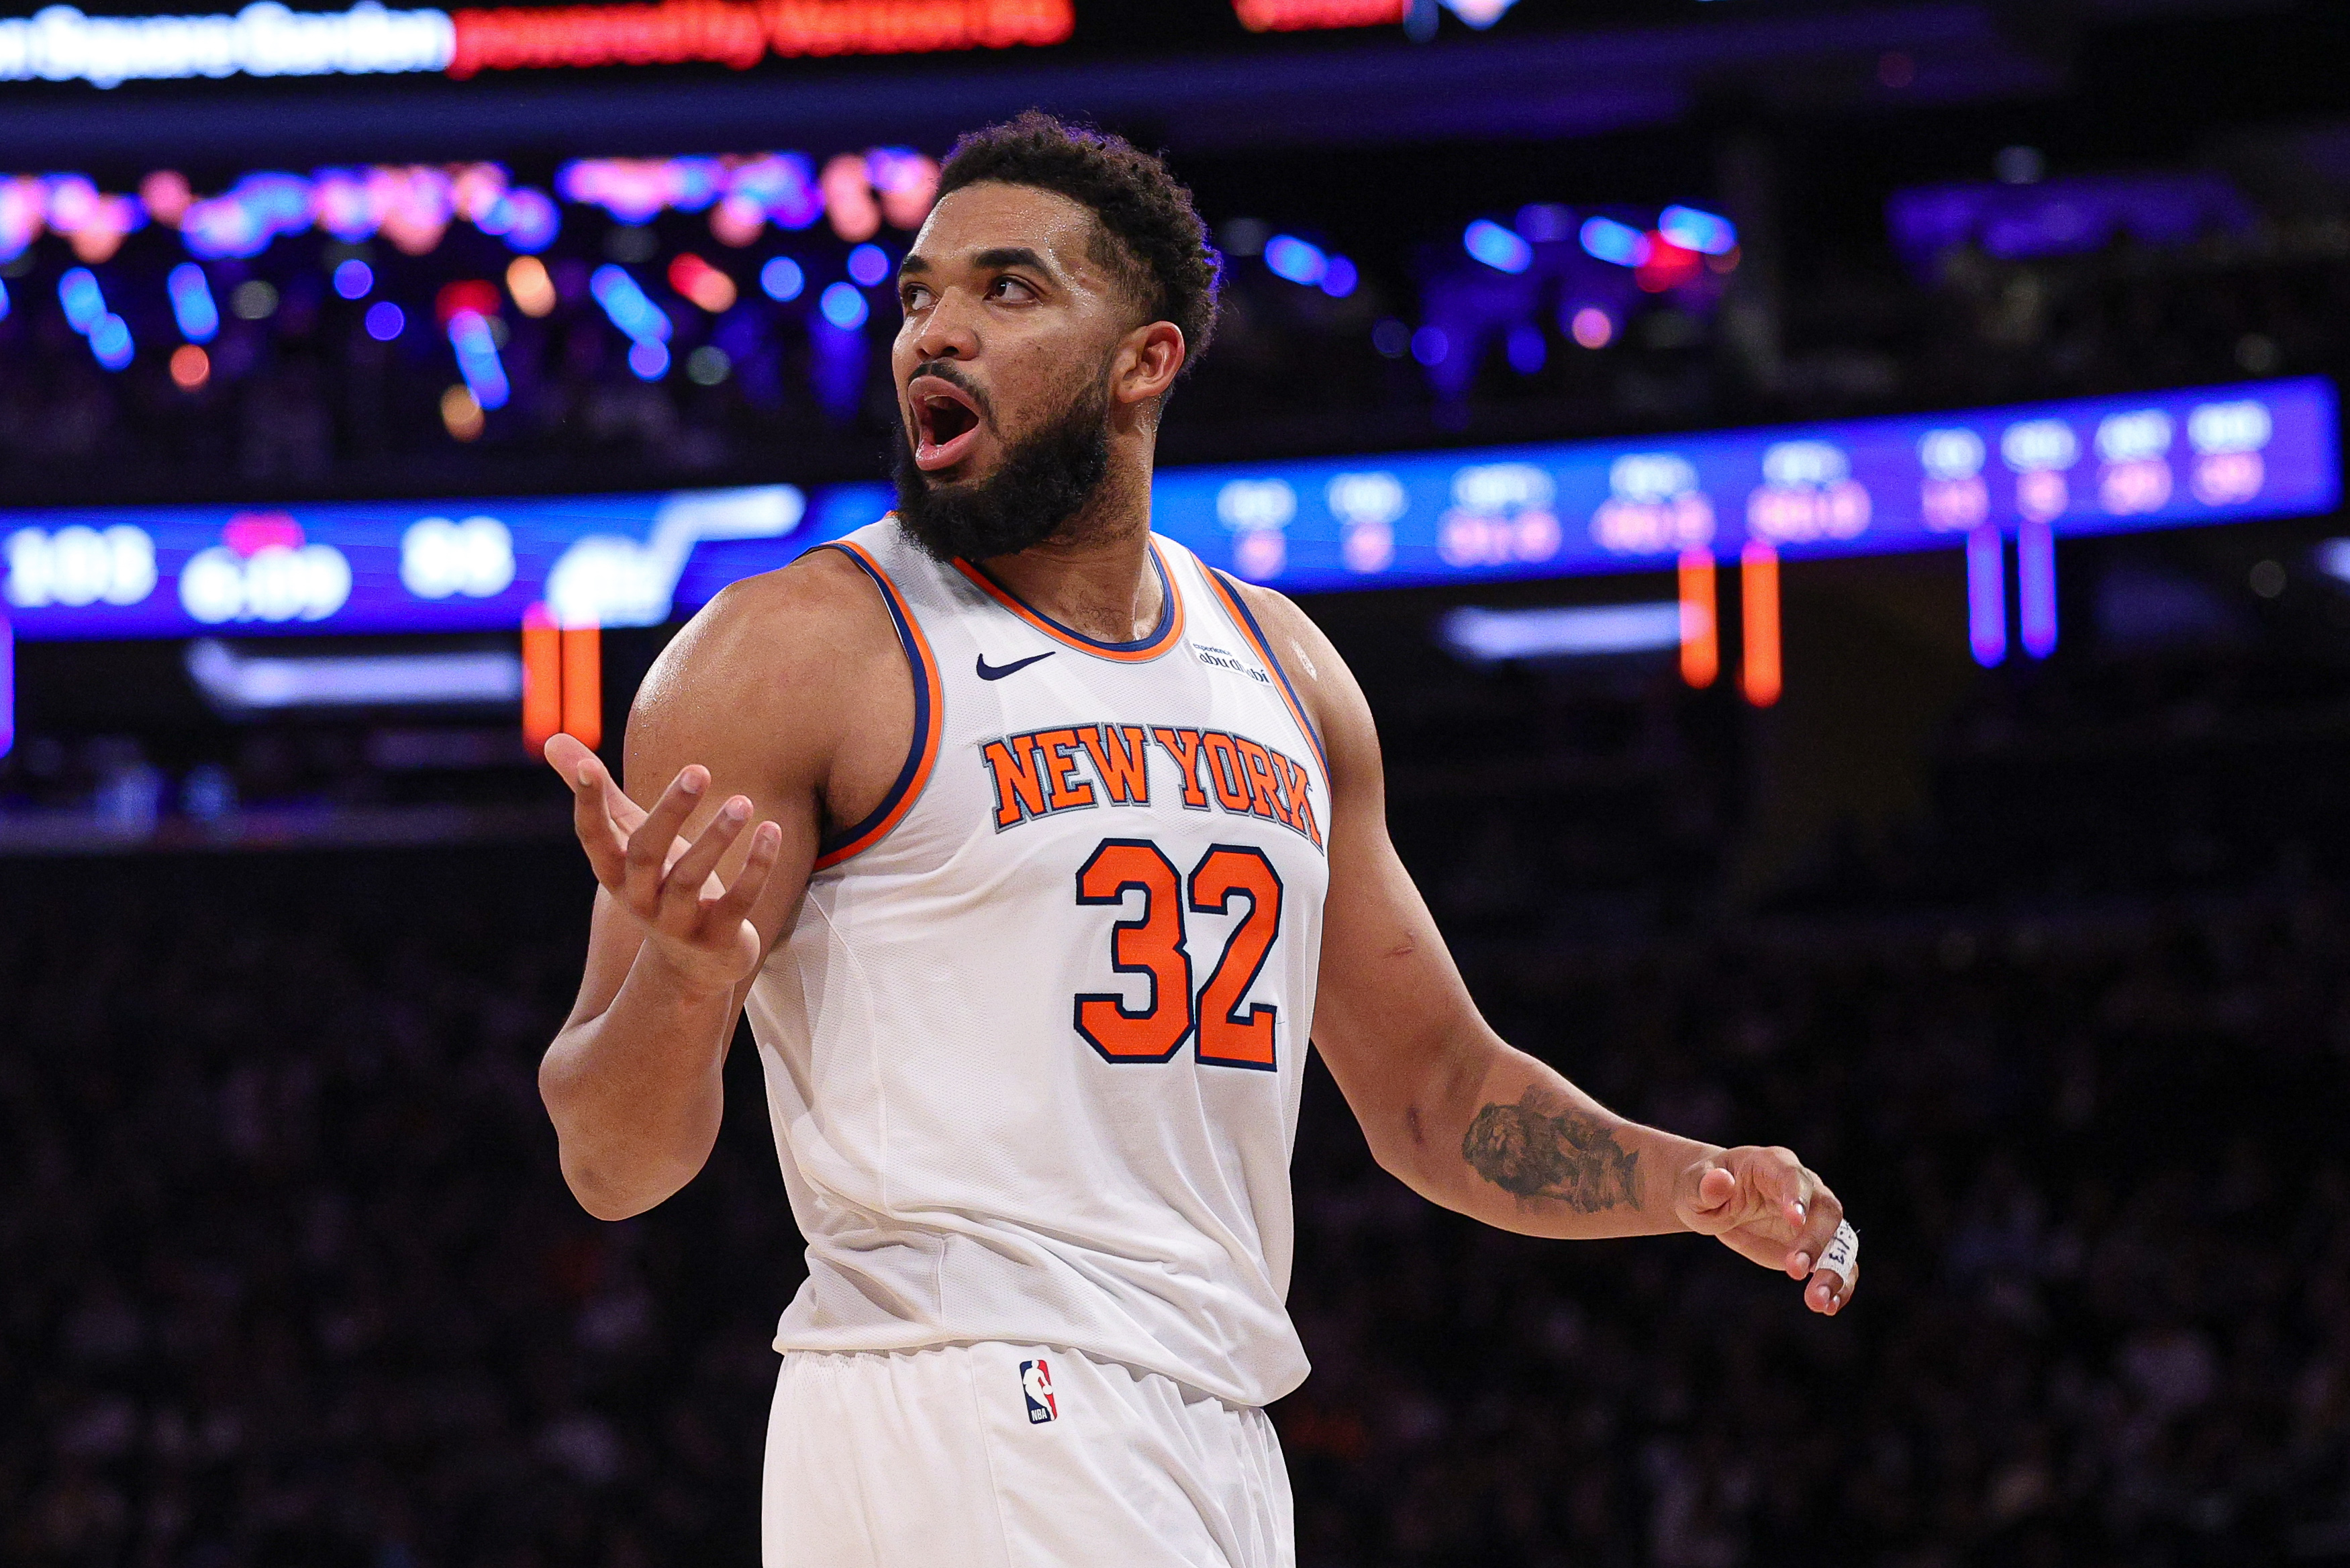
[7, 1, 2350, 1563]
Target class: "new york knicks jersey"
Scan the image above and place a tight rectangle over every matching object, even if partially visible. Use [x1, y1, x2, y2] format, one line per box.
[740, 517, 1331, 1409]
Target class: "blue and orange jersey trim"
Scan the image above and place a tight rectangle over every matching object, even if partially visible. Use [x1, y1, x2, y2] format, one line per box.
[952, 541, 1186, 662]
[1202, 567, 1328, 777]
[812, 541, 942, 870]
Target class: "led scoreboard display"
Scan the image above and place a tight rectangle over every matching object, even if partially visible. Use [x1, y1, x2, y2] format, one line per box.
[0, 377, 2336, 642]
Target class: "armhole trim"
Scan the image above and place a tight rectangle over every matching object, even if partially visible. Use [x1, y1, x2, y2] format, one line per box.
[1202, 566, 1328, 777]
[812, 541, 942, 870]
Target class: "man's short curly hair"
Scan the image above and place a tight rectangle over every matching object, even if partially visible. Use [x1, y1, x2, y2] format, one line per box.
[934, 111, 1222, 376]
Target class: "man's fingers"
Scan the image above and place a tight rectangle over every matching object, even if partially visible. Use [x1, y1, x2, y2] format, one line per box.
[558, 747, 628, 890]
[658, 795, 753, 915]
[1695, 1165, 1737, 1212]
[622, 766, 710, 899]
[1785, 1183, 1844, 1280]
[706, 821, 783, 926]
[1808, 1260, 1857, 1314]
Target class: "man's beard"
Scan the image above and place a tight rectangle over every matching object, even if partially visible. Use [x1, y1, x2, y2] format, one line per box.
[891, 366, 1113, 565]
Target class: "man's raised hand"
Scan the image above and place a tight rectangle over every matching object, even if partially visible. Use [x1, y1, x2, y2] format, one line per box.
[546, 733, 782, 997]
[1673, 1145, 1858, 1316]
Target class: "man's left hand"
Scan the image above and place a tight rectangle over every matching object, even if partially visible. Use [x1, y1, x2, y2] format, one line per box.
[1673, 1146, 1857, 1316]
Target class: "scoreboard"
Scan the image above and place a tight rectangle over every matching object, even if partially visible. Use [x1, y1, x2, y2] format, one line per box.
[0, 376, 2337, 642]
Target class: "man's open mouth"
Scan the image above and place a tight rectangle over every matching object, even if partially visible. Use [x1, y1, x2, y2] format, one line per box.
[910, 375, 985, 473]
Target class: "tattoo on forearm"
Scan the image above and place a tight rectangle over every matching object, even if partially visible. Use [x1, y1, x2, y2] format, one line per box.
[1460, 1087, 1641, 1212]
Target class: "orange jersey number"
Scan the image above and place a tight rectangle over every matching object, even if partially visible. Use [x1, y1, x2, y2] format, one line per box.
[1074, 838, 1285, 1071]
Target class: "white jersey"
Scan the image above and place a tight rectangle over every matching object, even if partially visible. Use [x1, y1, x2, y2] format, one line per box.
[742, 518, 1332, 1408]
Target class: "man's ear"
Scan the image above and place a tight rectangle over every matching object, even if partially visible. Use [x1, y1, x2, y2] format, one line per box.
[1112, 320, 1186, 409]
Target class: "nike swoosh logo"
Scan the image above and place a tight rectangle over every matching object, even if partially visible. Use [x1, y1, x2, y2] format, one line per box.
[975, 651, 1055, 681]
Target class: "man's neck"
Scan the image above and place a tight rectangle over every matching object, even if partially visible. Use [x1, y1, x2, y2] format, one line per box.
[978, 464, 1162, 645]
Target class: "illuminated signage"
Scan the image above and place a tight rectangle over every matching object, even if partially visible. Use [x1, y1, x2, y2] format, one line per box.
[0, 379, 2333, 642]
[0, 0, 1067, 89]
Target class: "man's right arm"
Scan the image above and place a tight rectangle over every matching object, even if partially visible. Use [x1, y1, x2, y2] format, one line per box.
[537, 550, 905, 1220]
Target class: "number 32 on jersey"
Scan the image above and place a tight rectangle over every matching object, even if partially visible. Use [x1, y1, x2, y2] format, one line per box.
[1073, 838, 1285, 1071]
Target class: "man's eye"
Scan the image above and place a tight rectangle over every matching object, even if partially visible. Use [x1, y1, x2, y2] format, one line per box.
[901, 286, 931, 310]
[991, 276, 1032, 299]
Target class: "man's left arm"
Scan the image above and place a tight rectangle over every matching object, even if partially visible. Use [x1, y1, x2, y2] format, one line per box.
[1237, 583, 1857, 1315]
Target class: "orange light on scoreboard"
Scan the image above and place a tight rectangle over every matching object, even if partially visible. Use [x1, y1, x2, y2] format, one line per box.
[522, 601, 601, 755]
[562, 621, 603, 750]
[1677, 548, 1718, 688]
[1739, 542, 1782, 709]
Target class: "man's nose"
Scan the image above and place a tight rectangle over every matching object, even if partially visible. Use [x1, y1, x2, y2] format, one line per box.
[911, 291, 979, 363]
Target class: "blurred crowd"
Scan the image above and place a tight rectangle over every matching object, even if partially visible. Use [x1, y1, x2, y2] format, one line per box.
[5, 613, 2349, 1568]
[0, 167, 2339, 507]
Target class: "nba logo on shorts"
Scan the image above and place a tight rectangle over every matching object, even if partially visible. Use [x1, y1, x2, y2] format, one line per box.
[1020, 1358, 1057, 1424]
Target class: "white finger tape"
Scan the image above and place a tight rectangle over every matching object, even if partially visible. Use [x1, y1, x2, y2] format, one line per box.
[1816, 1220, 1859, 1285]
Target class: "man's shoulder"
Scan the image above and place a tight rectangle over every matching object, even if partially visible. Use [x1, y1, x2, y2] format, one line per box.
[638, 543, 905, 728]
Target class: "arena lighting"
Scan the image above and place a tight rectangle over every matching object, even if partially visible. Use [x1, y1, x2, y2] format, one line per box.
[363, 299, 405, 340]
[667, 252, 738, 312]
[2018, 518, 2057, 658]
[1965, 524, 2005, 667]
[1677, 549, 1718, 687]
[760, 255, 805, 301]
[1232, 0, 1404, 30]
[166, 262, 220, 342]
[332, 258, 374, 299]
[88, 311, 134, 369]
[589, 263, 671, 347]
[0, 613, 11, 759]
[0, 381, 2331, 644]
[1739, 542, 1781, 707]
[1, 146, 926, 267]
[1656, 205, 1736, 256]
[1437, 602, 1683, 663]
[1263, 234, 1326, 286]
[186, 638, 523, 710]
[446, 309, 510, 410]
[818, 279, 867, 330]
[520, 602, 601, 754]
[1319, 255, 1358, 298]
[0, 0, 1067, 89]
[448, 0, 1069, 79]
[1462, 219, 1531, 275]
[58, 266, 103, 333]
[1579, 215, 1651, 268]
[845, 242, 890, 287]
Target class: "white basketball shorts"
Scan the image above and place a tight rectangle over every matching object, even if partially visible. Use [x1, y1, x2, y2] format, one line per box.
[761, 1341, 1295, 1568]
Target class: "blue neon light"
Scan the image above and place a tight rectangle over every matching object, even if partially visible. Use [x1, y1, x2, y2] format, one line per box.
[364, 300, 405, 342]
[1265, 234, 1328, 286]
[447, 311, 510, 410]
[1463, 219, 1532, 275]
[1966, 524, 2005, 666]
[1320, 256, 1359, 298]
[0, 379, 2331, 642]
[58, 267, 104, 334]
[166, 263, 219, 342]
[0, 614, 12, 760]
[1579, 216, 1651, 268]
[89, 314, 133, 370]
[761, 256, 805, 301]
[590, 264, 672, 344]
[332, 258, 375, 300]
[846, 243, 891, 287]
[628, 340, 670, 381]
[0, 279, 10, 322]
[1657, 205, 1736, 256]
[819, 281, 868, 331]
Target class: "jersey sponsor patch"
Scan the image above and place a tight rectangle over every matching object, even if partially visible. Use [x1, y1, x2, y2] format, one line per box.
[1190, 642, 1272, 685]
[1020, 1358, 1058, 1423]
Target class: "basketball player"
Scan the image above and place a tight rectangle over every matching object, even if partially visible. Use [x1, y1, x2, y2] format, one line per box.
[539, 113, 1857, 1567]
